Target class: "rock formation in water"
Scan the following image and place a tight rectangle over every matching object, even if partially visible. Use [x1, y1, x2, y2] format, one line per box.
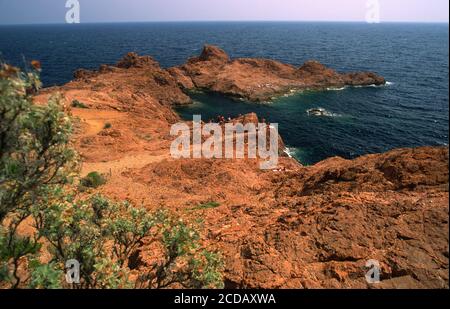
[169, 45, 386, 102]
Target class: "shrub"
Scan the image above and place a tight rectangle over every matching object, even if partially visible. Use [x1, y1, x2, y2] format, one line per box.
[35, 194, 224, 289]
[71, 99, 88, 108]
[103, 123, 112, 129]
[0, 62, 224, 289]
[80, 171, 107, 188]
[136, 209, 224, 289]
[0, 64, 77, 221]
[34, 194, 134, 288]
[0, 62, 77, 288]
[28, 260, 63, 289]
[191, 201, 221, 211]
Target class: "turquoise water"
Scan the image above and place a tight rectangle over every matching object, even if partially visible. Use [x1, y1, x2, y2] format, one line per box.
[0, 22, 448, 164]
[176, 83, 446, 164]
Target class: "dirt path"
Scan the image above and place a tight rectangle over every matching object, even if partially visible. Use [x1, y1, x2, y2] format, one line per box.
[74, 109, 125, 136]
[72, 108, 170, 176]
[81, 152, 169, 176]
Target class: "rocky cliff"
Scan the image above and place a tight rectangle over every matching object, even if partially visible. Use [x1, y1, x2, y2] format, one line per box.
[34, 48, 448, 289]
[169, 45, 386, 102]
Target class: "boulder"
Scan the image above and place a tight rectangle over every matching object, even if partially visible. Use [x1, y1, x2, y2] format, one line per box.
[116, 52, 159, 69]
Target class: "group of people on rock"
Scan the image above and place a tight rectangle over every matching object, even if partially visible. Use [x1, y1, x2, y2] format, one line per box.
[214, 115, 235, 124]
[207, 115, 273, 127]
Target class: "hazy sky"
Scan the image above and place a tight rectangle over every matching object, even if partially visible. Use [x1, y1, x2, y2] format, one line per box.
[0, 0, 448, 25]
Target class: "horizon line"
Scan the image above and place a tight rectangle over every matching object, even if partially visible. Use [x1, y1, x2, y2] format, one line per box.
[0, 19, 449, 26]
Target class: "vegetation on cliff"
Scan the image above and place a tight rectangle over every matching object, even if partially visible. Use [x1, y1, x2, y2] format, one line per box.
[0, 62, 224, 289]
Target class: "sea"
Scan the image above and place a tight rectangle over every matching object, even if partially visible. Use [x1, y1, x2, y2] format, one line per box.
[0, 22, 448, 164]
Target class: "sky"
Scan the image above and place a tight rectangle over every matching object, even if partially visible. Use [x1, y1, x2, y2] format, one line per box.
[0, 0, 448, 25]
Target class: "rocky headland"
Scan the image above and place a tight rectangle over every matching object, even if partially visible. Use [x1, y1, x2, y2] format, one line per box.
[73, 44, 386, 104]
[169, 45, 386, 102]
[34, 46, 448, 289]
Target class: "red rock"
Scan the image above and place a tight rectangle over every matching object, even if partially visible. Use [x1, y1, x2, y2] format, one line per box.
[197, 45, 230, 63]
[116, 52, 159, 69]
[73, 68, 97, 80]
[167, 67, 195, 90]
[37, 52, 447, 289]
[171, 45, 386, 102]
[343, 72, 386, 86]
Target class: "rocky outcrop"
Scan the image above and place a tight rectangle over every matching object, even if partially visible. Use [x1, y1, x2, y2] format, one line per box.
[219, 112, 288, 157]
[197, 44, 230, 63]
[73, 53, 160, 79]
[171, 45, 386, 102]
[38, 52, 447, 290]
[73, 68, 98, 80]
[72, 52, 192, 107]
[116, 52, 160, 69]
[74, 46, 385, 103]
[220, 146, 449, 288]
[126, 145, 448, 289]
[167, 67, 195, 90]
[343, 72, 386, 86]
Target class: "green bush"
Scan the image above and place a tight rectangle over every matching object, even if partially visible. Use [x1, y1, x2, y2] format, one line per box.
[80, 171, 107, 188]
[103, 123, 112, 129]
[191, 201, 221, 211]
[0, 62, 77, 288]
[135, 209, 224, 288]
[71, 99, 88, 108]
[0, 62, 224, 289]
[35, 194, 224, 289]
[28, 260, 63, 289]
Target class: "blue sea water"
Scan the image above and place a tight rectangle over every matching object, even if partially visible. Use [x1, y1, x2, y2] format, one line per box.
[0, 22, 448, 164]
